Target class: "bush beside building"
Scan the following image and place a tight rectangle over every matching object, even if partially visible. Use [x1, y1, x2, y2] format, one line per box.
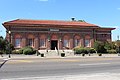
[12, 46, 36, 55]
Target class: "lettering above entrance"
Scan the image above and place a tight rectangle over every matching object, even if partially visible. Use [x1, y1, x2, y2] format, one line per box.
[50, 29, 59, 32]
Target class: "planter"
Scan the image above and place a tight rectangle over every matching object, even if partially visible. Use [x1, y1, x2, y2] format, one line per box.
[61, 53, 65, 57]
[41, 53, 44, 57]
[82, 53, 85, 56]
[98, 53, 102, 56]
[88, 53, 91, 56]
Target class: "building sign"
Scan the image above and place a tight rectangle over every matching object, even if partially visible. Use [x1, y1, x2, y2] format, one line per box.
[50, 29, 59, 31]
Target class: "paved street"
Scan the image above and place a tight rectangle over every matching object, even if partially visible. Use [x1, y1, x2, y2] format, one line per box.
[0, 55, 120, 80]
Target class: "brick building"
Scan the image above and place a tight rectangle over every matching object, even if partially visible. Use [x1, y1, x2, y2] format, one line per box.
[3, 19, 115, 50]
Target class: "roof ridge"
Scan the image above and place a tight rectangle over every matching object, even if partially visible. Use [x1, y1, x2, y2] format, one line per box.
[18, 19, 73, 22]
[13, 19, 89, 23]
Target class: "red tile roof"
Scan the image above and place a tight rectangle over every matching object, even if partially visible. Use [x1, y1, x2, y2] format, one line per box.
[3, 19, 99, 28]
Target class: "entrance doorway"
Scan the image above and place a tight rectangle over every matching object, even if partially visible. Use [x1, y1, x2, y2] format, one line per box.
[51, 40, 58, 50]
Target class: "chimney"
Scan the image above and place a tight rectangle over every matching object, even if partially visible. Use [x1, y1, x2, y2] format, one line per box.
[71, 17, 75, 21]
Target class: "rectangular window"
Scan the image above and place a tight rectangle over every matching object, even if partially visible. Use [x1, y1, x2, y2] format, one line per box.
[28, 39, 34, 47]
[40, 39, 46, 47]
[85, 39, 90, 47]
[63, 39, 69, 47]
[74, 39, 80, 47]
[15, 38, 21, 48]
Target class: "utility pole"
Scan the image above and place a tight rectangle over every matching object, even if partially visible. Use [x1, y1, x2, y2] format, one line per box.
[117, 35, 119, 41]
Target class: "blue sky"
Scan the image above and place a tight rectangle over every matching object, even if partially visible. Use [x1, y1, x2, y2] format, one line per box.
[0, 0, 120, 41]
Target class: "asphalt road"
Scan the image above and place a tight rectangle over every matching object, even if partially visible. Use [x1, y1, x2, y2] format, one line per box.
[0, 57, 120, 79]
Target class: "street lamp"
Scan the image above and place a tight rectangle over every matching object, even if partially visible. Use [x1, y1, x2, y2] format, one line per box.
[8, 30, 11, 58]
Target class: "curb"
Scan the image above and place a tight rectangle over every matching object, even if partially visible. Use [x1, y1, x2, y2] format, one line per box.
[0, 54, 120, 60]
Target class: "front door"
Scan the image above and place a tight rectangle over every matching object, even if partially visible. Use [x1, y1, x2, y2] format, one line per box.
[51, 40, 58, 50]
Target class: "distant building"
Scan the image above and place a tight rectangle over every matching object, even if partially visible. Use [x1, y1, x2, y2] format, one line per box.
[3, 19, 115, 50]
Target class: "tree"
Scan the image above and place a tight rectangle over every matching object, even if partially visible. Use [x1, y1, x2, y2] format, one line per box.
[116, 40, 120, 47]
[0, 36, 14, 55]
[104, 41, 116, 50]
[111, 42, 117, 50]
[104, 41, 112, 50]
[116, 40, 120, 53]
[0, 36, 7, 56]
[0, 36, 7, 51]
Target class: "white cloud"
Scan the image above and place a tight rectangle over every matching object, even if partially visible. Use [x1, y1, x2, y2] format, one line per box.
[39, 0, 48, 2]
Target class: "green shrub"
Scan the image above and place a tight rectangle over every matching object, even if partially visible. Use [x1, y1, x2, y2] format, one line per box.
[17, 47, 27, 54]
[33, 49, 37, 54]
[73, 46, 80, 51]
[116, 46, 120, 53]
[17, 46, 36, 55]
[74, 47, 80, 54]
[0, 50, 4, 55]
[12, 50, 20, 54]
[74, 47, 96, 55]
[94, 41, 107, 53]
[12, 50, 16, 54]
[107, 49, 117, 54]
[89, 48, 96, 53]
[23, 48, 33, 55]
[77, 48, 85, 54]
[18, 48, 24, 54]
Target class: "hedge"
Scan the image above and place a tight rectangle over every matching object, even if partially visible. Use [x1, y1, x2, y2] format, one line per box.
[12, 50, 21, 54]
[107, 49, 117, 54]
[74, 47, 96, 54]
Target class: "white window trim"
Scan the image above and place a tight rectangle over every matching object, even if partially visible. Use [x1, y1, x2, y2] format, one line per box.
[85, 39, 91, 47]
[63, 39, 69, 48]
[40, 39, 46, 48]
[28, 38, 34, 47]
[74, 39, 80, 47]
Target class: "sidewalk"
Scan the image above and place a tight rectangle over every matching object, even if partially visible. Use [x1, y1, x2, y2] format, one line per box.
[0, 54, 119, 60]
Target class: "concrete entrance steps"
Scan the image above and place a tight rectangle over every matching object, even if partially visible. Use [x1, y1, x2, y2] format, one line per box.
[47, 50, 60, 56]
[38, 50, 74, 56]
[63, 50, 74, 56]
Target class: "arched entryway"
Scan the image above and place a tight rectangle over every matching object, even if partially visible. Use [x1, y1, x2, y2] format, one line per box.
[51, 34, 58, 50]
